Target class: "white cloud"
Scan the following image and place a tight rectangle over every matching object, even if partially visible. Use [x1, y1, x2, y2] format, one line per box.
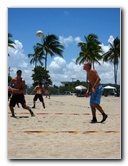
[108, 35, 114, 44]
[100, 43, 110, 53]
[59, 36, 82, 47]
[8, 40, 33, 85]
[59, 36, 73, 47]
[95, 61, 120, 84]
[100, 35, 115, 53]
[49, 58, 87, 85]
[49, 57, 66, 74]
[19, 62, 28, 68]
[49, 57, 120, 86]
[74, 37, 82, 44]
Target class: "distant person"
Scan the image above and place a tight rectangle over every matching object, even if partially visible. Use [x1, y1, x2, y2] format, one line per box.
[46, 86, 50, 99]
[83, 62, 108, 123]
[8, 70, 35, 118]
[31, 82, 46, 109]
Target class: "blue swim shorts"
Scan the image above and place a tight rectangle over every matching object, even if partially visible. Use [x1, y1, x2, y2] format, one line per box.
[90, 85, 103, 106]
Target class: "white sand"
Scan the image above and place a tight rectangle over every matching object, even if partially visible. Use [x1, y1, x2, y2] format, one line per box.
[8, 95, 121, 159]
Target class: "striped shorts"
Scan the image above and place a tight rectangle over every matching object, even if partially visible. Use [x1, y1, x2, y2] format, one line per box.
[90, 85, 103, 106]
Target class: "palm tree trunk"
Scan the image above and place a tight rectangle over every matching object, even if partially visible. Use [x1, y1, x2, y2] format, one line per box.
[92, 62, 95, 69]
[35, 60, 37, 67]
[114, 64, 118, 86]
[114, 64, 119, 96]
[45, 53, 47, 71]
[44, 53, 48, 88]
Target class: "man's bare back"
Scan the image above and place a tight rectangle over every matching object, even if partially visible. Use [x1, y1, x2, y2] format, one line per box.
[87, 69, 101, 88]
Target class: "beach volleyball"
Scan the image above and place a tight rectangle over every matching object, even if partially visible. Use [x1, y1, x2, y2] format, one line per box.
[36, 30, 44, 38]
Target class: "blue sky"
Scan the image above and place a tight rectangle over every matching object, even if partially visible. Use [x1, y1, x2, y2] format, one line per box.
[8, 8, 120, 86]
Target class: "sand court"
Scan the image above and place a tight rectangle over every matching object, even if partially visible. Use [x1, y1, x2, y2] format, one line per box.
[8, 95, 121, 159]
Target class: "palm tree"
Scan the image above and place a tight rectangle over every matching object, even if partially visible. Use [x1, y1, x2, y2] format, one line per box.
[28, 45, 45, 66]
[8, 33, 15, 48]
[8, 33, 15, 56]
[36, 34, 65, 70]
[76, 33, 103, 69]
[102, 37, 120, 86]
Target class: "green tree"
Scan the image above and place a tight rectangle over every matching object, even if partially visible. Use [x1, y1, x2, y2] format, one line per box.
[76, 33, 102, 69]
[102, 37, 120, 86]
[36, 34, 65, 70]
[28, 45, 45, 66]
[8, 33, 15, 48]
[8, 33, 15, 56]
[31, 66, 52, 87]
[8, 75, 12, 84]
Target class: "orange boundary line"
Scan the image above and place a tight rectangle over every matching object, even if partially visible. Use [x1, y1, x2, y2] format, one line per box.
[8, 112, 90, 116]
[8, 130, 120, 134]
[8, 112, 119, 116]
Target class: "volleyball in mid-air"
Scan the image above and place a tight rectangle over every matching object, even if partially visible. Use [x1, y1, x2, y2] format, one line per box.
[36, 30, 44, 38]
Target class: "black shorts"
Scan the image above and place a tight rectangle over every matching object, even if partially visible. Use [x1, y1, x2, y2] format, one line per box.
[8, 91, 12, 99]
[9, 93, 26, 108]
[33, 94, 44, 102]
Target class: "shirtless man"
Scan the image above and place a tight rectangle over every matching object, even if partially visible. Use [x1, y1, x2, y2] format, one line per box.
[8, 70, 35, 118]
[83, 62, 108, 123]
[31, 82, 46, 109]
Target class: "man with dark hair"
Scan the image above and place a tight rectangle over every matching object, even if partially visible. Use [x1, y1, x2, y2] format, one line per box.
[83, 62, 108, 123]
[8, 70, 35, 118]
[31, 82, 46, 109]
